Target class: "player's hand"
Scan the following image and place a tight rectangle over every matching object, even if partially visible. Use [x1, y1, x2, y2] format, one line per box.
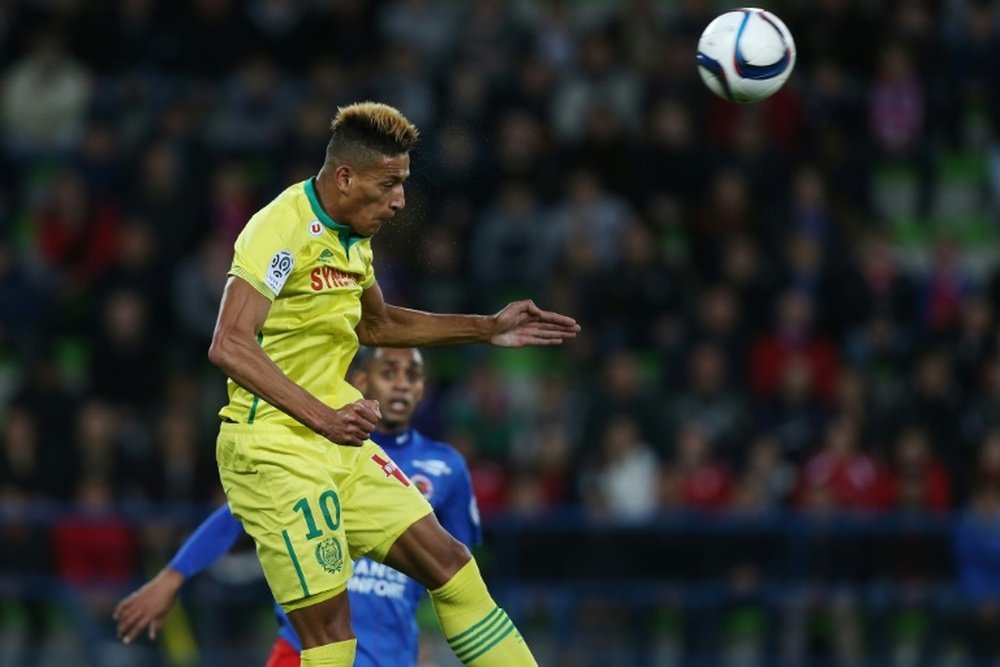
[113, 568, 184, 644]
[320, 399, 381, 446]
[489, 300, 580, 347]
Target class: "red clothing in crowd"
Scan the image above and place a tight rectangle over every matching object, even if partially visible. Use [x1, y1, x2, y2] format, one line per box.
[877, 460, 952, 511]
[677, 463, 733, 509]
[53, 512, 135, 584]
[37, 201, 121, 282]
[750, 335, 839, 401]
[798, 450, 882, 509]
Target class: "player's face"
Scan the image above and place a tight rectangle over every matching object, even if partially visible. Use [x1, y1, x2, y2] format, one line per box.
[361, 348, 425, 431]
[345, 153, 409, 237]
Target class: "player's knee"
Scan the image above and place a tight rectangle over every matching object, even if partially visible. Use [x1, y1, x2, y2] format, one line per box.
[287, 593, 354, 648]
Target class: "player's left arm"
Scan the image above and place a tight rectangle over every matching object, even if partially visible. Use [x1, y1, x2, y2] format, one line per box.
[357, 280, 580, 348]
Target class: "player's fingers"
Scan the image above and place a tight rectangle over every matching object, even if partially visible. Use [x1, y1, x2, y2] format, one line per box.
[534, 321, 580, 333]
[149, 617, 164, 640]
[351, 410, 378, 433]
[357, 399, 381, 421]
[535, 310, 579, 328]
[120, 613, 147, 644]
[521, 326, 575, 340]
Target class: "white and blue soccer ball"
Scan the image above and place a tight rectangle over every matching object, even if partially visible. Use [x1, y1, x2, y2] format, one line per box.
[696, 7, 796, 104]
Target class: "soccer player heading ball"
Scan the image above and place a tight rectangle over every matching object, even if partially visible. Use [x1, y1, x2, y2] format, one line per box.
[206, 102, 578, 666]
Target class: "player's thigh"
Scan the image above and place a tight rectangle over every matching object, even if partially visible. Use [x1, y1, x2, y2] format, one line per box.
[338, 441, 434, 563]
[217, 423, 353, 608]
[383, 512, 472, 590]
[265, 637, 300, 667]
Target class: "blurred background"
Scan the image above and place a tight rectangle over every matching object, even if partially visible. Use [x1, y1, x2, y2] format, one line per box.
[0, 0, 999, 665]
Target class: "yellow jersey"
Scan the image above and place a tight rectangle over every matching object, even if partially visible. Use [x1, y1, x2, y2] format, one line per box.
[219, 178, 376, 426]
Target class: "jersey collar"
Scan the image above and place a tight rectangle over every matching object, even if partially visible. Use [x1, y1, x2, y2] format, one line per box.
[371, 428, 413, 449]
[304, 177, 364, 258]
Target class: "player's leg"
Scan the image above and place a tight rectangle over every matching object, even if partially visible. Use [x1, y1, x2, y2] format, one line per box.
[383, 515, 537, 667]
[217, 423, 357, 666]
[341, 442, 536, 666]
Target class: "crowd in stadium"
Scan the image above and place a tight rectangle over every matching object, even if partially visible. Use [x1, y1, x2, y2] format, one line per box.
[1, 0, 1000, 663]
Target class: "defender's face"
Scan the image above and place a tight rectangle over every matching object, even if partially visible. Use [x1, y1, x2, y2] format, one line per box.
[362, 348, 425, 430]
[344, 153, 409, 237]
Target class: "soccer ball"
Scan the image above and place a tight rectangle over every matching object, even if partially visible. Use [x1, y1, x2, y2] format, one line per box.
[696, 7, 796, 104]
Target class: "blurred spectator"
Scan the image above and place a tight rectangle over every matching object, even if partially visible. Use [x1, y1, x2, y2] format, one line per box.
[172, 232, 232, 359]
[379, 0, 456, 71]
[798, 417, 882, 511]
[205, 56, 297, 154]
[949, 293, 996, 392]
[138, 407, 217, 504]
[903, 349, 964, 476]
[470, 182, 548, 299]
[739, 436, 797, 508]
[87, 288, 163, 411]
[666, 342, 747, 459]
[750, 289, 840, 402]
[583, 415, 659, 518]
[32, 169, 121, 290]
[0, 238, 46, 354]
[590, 220, 681, 350]
[533, 0, 578, 74]
[443, 365, 517, 461]
[756, 354, 829, 463]
[126, 140, 202, 257]
[954, 483, 1000, 662]
[0, 486, 52, 667]
[543, 169, 633, 272]
[1, 29, 92, 155]
[919, 235, 976, 334]
[580, 350, 660, 454]
[664, 421, 732, 511]
[551, 30, 641, 141]
[962, 356, 1000, 454]
[878, 425, 951, 512]
[0, 407, 44, 497]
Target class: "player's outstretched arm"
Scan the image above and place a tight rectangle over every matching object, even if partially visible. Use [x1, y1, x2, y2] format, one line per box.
[357, 281, 580, 348]
[113, 505, 244, 643]
[209, 276, 380, 444]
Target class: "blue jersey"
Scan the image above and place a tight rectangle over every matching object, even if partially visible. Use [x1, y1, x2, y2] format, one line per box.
[170, 428, 480, 667]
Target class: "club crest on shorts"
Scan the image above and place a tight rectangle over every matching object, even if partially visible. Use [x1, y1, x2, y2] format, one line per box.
[315, 536, 344, 574]
[371, 453, 411, 487]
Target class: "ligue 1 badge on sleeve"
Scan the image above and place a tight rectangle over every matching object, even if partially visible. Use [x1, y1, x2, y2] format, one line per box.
[316, 536, 344, 574]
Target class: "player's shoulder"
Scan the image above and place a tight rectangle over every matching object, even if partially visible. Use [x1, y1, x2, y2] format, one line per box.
[244, 182, 312, 237]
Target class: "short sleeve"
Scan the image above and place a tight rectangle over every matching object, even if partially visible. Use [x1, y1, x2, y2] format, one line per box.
[229, 204, 304, 301]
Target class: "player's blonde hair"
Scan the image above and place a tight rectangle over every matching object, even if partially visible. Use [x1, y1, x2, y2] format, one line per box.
[325, 102, 419, 167]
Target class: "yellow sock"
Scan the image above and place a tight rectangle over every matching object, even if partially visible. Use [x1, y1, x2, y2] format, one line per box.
[430, 559, 537, 666]
[299, 639, 356, 666]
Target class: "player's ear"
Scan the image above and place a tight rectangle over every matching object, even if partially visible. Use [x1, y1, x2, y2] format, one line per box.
[334, 164, 353, 194]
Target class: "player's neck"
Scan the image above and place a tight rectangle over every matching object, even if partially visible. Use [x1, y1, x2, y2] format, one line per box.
[376, 421, 411, 436]
[313, 169, 347, 223]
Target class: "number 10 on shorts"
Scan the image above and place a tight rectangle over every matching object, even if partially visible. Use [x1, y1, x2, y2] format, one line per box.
[292, 490, 341, 540]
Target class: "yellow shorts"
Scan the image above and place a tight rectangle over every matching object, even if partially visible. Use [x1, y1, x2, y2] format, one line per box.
[216, 422, 433, 610]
